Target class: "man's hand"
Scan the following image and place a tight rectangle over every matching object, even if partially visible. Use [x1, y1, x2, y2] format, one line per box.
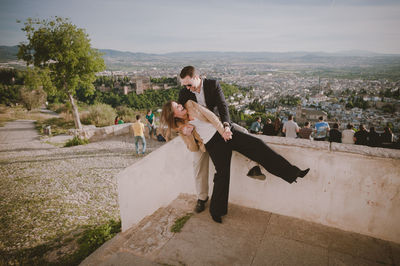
[181, 124, 194, 136]
[222, 127, 232, 141]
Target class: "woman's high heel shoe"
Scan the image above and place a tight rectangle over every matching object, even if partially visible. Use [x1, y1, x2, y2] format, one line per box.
[298, 168, 310, 178]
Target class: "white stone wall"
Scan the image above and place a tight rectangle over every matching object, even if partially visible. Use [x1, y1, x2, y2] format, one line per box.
[117, 135, 400, 244]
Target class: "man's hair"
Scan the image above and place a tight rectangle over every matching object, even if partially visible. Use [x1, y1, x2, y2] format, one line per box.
[305, 121, 310, 126]
[136, 114, 141, 120]
[319, 116, 323, 121]
[180, 66, 197, 79]
[266, 118, 272, 123]
[288, 115, 293, 120]
[359, 124, 365, 131]
[347, 123, 353, 129]
[333, 123, 339, 129]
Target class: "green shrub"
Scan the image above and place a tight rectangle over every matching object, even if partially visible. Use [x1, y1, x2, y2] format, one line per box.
[48, 102, 70, 114]
[87, 103, 116, 127]
[65, 136, 89, 147]
[60, 219, 121, 265]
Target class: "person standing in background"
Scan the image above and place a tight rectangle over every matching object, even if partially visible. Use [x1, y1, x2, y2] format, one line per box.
[132, 114, 146, 154]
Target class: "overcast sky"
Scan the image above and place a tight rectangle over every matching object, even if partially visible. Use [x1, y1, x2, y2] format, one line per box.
[1, 0, 400, 54]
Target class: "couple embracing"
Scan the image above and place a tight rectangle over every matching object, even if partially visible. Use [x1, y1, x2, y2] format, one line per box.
[161, 66, 309, 223]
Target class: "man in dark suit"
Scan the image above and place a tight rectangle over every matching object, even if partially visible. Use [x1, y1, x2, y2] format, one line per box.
[178, 66, 232, 213]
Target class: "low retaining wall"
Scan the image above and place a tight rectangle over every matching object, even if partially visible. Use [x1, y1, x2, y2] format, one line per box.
[117, 135, 400, 243]
[71, 123, 168, 142]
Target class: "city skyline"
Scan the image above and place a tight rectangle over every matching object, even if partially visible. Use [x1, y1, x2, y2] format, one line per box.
[1, 0, 400, 54]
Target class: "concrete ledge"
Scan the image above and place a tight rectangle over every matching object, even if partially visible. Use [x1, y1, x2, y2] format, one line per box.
[260, 135, 400, 159]
[71, 123, 160, 142]
[117, 134, 400, 244]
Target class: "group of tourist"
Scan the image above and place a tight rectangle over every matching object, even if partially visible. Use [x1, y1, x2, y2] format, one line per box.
[252, 115, 397, 149]
[327, 123, 395, 148]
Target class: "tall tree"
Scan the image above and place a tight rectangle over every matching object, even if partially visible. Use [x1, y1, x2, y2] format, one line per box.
[18, 17, 105, 129]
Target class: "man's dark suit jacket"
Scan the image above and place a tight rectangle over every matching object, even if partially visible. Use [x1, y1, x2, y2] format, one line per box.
[178, 79, 230, 125]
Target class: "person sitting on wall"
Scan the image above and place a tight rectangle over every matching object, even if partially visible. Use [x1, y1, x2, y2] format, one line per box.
[342, 123, 355, 144]
[262, 118, 275, 136]
[273, 118, 283, 136]
[250, 117, 262, 134]
[368, 127, 381, 147]
[298, 121, 313, 139]
[145, 109, 157, 139]
[314, 116, 330, 141]
[161, 100, 310, 224]
[381, 127, 394, 148]
[354, 124, 368, 146]
[329, 123, 342, 143]
[282, 115, 299, 138]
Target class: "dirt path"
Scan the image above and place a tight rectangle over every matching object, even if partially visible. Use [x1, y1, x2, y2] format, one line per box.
[0, 120, 165, 264]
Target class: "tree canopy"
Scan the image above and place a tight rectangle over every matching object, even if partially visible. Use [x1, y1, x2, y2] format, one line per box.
[18, 17, 105, 129]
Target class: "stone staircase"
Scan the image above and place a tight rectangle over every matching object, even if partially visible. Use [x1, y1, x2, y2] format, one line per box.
[80, 194, 196, 265]
[81, 194, 400, 266]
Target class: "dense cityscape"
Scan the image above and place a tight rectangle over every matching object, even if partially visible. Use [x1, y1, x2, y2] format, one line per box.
[95, 60, 400, 141]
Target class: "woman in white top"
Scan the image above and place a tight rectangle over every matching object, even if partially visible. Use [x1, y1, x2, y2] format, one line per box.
[342, 124, 355, 144]
[161, 100, 310, 223]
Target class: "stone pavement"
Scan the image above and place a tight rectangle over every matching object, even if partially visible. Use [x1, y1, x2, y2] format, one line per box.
[81, 194, 400, 266]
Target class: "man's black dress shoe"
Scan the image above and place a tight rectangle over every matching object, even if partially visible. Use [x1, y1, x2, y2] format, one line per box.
[194, 196, 209, 213]
[211, 214, 222, 223]
[247, 166, 266, 180]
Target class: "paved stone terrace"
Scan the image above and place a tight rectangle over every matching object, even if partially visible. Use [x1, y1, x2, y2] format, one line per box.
[81, 194, 400, 266]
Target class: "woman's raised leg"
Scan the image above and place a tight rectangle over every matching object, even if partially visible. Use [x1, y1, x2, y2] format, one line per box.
[229, 128, 301, 183]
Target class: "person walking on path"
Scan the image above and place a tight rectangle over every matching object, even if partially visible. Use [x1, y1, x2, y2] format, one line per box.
[132, 115, 146, 154]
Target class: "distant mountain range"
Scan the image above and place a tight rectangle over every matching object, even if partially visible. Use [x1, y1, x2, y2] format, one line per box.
[1, 45, 399, 66]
